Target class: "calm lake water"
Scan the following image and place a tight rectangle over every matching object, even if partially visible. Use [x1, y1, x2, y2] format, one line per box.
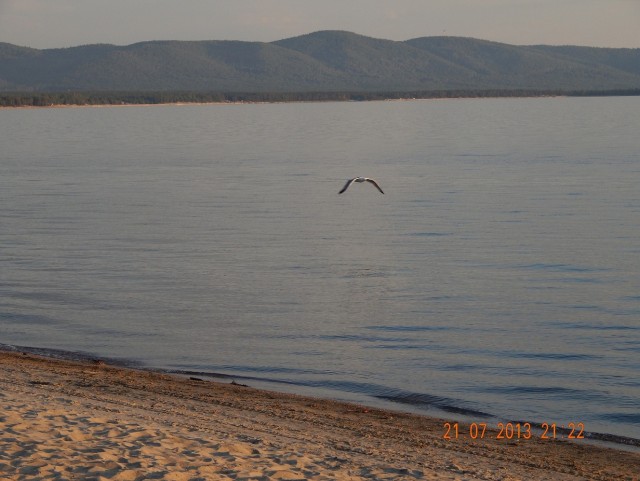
[1, 98, 639, 445]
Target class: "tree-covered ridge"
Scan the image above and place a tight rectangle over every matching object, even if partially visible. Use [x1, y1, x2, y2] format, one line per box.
[1, 31, 639, 94]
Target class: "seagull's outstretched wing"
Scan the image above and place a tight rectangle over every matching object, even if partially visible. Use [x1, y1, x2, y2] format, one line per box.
[338, 178, 356, 194]
[366, 178, 384, 194]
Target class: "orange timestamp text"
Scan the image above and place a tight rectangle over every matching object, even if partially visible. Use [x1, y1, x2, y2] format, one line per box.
[443, 422, 585, 441]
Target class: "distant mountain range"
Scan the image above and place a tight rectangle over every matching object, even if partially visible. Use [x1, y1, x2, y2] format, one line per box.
[1, 30, 640, 93]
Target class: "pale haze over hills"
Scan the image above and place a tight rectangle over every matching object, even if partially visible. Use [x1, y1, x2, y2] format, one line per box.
[1, 31, 639, 93]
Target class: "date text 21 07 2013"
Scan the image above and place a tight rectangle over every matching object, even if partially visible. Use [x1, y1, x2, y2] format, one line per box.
[443, 422, 585, 441]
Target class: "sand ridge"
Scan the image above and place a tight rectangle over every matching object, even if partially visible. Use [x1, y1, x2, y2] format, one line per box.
[0, 351, 638, 480]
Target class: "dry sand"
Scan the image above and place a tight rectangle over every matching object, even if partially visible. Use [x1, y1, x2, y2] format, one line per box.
[0, 351, 638, 481]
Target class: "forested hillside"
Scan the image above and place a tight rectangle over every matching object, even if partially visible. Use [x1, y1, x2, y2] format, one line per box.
[1, 31, 639, 95]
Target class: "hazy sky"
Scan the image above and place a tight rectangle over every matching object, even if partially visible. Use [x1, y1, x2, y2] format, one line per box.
[1, 0, 639, 49]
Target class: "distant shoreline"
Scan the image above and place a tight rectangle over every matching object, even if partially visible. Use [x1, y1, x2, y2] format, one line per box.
[0, 101, 235, 110]
[2, 88, 640, 109]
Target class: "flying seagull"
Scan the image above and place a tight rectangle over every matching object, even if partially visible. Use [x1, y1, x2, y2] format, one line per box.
[338, 177, 385, 194]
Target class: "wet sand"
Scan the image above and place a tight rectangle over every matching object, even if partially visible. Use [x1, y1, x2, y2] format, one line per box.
[1, 351, 638, 480]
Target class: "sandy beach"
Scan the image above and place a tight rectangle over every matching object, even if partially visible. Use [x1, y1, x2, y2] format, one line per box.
[0, 351, 638, 481]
